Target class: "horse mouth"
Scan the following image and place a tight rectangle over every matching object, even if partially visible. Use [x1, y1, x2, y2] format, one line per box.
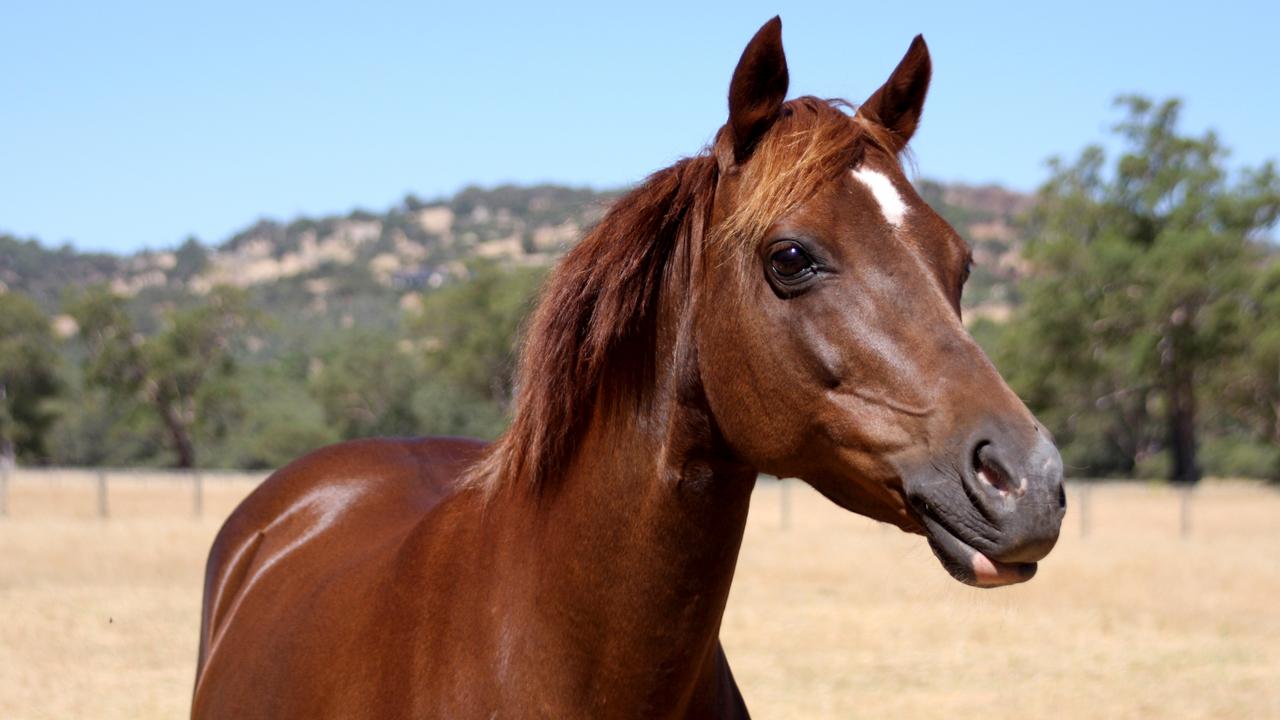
[914, 506, 1037, 588]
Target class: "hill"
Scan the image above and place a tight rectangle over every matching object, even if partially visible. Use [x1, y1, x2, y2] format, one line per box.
[1, 179, 1030, 330]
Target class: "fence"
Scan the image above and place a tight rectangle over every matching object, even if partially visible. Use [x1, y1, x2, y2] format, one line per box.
[0, 466, 1269, 540]
[0, 466, 266, 520]
[758, 476, 1266, 540]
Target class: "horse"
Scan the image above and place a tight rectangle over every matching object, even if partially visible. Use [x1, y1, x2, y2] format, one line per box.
[191, 17, 1065, 719]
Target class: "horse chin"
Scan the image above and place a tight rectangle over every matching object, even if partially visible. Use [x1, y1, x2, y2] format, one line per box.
[918, 511, 1037, 588]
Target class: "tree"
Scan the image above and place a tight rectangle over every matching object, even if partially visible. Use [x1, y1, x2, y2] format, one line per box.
[204, 364, 339, 470]
[172, 235, 209, 282]
[1000, 97, 1280, 482]
[405, 262, 546, 439]
[1211, 260, 1280, 479]
[67, 285, 257, 468]
[0, 292, 61, 462]
[411, 262, 545, 407]
[1241, 262, 1280, 447]
[43, 383, 167, 468]
[310, 330, 420, 439]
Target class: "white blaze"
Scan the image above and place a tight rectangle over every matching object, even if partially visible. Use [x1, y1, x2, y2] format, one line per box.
[851, 168, 908, 227]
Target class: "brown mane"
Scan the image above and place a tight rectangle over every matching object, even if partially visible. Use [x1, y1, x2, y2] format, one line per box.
[470, 97, 897, 494]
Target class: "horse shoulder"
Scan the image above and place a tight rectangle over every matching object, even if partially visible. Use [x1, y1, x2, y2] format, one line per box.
[194, 436, 487, 683]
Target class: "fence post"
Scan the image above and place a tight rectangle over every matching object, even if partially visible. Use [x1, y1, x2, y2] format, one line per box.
[1179, 484, 1193, 539]
[1078, 483, 1091, 538]
[193, 470, 203, 518]
[0, 459, 9, 517]
[779, 477, 791, 531]
[97, 469, 109, 519]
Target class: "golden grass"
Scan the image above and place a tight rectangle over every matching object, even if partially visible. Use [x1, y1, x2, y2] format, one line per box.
[1, 472, 1277, 719]
[728, 481, 1280, 719]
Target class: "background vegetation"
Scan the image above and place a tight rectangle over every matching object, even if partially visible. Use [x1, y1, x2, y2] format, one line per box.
[1, 96, 1276, 481]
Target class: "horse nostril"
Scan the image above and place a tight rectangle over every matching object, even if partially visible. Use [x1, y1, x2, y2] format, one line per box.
[1057, 483, 1067, 509]
[972, 441, 1018, 497]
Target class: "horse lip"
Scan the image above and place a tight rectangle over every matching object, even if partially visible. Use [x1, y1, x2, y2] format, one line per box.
[914, 504, 1037, 588]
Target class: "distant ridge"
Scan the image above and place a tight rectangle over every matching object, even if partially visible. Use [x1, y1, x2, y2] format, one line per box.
[0, 180, 1029, 325]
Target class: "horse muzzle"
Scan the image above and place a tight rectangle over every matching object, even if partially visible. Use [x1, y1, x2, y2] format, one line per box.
[902, 428, 1066, 588]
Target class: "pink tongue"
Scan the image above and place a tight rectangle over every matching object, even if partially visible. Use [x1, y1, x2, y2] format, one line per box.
[971, 551, 1031, 587]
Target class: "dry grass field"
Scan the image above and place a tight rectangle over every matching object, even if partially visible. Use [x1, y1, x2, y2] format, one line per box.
[1, 470, 1278, 719]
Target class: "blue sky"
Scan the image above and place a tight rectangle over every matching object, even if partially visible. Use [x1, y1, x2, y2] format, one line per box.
[3, 1, 1277, 253]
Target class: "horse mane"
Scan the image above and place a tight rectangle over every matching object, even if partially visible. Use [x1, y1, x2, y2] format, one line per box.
[467, 97, 897, 494]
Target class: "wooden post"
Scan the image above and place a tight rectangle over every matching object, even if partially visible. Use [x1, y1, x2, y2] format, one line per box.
[193, 471, 203, 518]
[0, 460, 9, 517]
[779, 477, 791, 531]
[1179, 484, 1193, 539]
[97, 469, 109, 519]
[1078, 484, 1091, 538]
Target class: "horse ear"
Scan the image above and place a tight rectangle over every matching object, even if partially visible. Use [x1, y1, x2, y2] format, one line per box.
[725, 17, 789, 166]
[856, 35, 932, 151]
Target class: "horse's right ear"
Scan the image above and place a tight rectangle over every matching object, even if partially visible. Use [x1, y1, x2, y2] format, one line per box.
[723, 17, 789, 168]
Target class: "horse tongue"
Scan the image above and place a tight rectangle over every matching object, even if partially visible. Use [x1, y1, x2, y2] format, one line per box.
[970, 551, 1036, 587]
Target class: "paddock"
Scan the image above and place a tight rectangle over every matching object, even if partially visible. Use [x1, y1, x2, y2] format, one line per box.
[0, 472, 1277, 719]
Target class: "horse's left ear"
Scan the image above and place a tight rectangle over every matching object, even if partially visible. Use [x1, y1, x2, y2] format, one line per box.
[856, 35, 932, 152]
[723, 16, 790, 168]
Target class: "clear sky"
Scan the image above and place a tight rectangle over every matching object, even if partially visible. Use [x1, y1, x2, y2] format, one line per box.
[3, 1, 1277, 253]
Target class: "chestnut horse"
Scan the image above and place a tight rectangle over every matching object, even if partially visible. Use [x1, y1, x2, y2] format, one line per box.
[193, 17, 1065, 719]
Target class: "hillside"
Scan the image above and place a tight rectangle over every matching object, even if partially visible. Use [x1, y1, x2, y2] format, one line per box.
[1, 179, 1030, 331]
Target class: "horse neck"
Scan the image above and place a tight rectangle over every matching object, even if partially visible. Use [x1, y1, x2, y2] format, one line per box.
[489, 288, 757, 713]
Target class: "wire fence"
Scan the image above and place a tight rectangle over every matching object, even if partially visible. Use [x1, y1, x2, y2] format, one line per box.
[0, 465, 1272, 541]
[0, 466, 266, 520]
[755, 476, 1272, 540]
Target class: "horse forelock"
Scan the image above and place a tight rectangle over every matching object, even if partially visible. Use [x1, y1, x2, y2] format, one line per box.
[712, 97, 900, 261]
[465, 97, 899, 496]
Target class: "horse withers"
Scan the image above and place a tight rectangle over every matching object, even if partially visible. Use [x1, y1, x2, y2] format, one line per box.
[193, 17, 1065, 719]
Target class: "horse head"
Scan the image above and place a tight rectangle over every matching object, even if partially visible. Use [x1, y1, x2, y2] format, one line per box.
[696, 18, 1065, 587]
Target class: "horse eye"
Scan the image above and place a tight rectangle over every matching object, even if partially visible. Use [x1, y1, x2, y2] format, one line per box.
[769, 242, 814, 280]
